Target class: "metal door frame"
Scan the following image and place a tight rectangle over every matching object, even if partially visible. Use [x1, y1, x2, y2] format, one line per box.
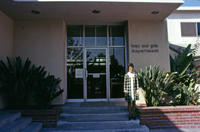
[84, 47, 109, 102]
[66, 25, 127, 102]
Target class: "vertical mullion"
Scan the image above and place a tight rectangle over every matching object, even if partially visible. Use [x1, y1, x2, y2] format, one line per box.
[107, 25, 110, 101]
[83, 25, 87, 101]
[196, 22, 198, 37]
[197, 22, 200, 37]
[95, 25, 96, 47]
[66, 25, 68, 100]
[110, 26, 112, 47]
[83, 25, 85, 47]
[124, 25, 128, 73]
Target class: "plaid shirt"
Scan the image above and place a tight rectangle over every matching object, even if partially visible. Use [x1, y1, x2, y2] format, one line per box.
[124, 72, 139, 101]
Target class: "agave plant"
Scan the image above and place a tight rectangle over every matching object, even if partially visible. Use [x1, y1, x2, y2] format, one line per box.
[0, 56, 63, 109]
[137, 65, 176, 106]
[0, 57, 33, 108]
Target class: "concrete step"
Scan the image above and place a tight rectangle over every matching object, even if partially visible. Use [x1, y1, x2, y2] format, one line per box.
[41, 122, 149, 132]
[21, 122, 43, 132]
[60, 113, 129, 122]
[42, 102, 149, 132]
[62, 106, 128, 114]
[56, 120, 140, 130]
[0, 117, 32, 132]
[0, 112, 21, 127]
[63, 101, 128, 107]
[42, 126, 149, 132]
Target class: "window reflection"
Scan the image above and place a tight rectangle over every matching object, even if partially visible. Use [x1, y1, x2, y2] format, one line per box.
[67, 48, 83, 99]
[109, 26, 124, 46]
[96, 26, 107, 46]
[87, 49, 106, 73]
[85, 26, 95, 47]
[110, 48, 125, 98]
[67, 26, 83, 46]
[67, 25, 126, 99]
[85, 26, 107, 47]
[198, 23, 200, 36]
[87, 49, 107, 99]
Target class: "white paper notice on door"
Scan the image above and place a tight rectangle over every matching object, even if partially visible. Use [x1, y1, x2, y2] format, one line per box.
[93, 74, 100, 78]
[75, 68, 83, 78]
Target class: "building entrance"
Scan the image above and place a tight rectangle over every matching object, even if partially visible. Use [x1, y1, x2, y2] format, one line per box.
[66, 25, 126, 101]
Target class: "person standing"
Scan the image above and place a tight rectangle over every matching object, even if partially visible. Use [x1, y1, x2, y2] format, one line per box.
[124, 63, 139, 120]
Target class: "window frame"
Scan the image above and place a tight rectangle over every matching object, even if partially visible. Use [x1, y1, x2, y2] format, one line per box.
[66, 25, 127, 100]
[181, 22, 200, 37]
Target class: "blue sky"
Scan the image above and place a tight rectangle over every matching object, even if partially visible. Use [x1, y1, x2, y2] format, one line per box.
[182, 0, 200, 6]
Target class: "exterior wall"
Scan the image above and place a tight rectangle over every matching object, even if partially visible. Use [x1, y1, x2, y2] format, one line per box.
[167, 11, 200, 56]
[128, 20, 170, 72]
[0, 11, 13, 109]
[13, 20, 66, 105]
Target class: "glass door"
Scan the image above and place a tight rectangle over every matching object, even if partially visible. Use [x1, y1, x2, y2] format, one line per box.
[66, 25, 126, 102]
[85, 48, 107, 99]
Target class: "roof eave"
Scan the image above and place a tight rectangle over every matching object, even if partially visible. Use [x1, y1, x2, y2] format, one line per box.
[177, 6, 200, 11]
[13, 0, 184, 4]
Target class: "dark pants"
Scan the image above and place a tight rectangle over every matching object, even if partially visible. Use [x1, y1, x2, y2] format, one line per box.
[128, 100, 136, 120]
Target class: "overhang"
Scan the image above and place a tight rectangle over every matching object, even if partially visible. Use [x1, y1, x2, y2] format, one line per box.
[0, 0, 183, 24]
[13, 0, 183, 3]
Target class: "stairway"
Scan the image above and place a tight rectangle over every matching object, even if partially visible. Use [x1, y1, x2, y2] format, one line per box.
[42, 101, 149, 132]
[0, 111, 42, 132]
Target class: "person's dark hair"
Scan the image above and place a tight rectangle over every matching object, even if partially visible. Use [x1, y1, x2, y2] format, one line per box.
[128, 63, 134, 68]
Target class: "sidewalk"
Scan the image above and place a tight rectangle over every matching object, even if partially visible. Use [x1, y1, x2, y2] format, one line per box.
[150, 128, 200, 132]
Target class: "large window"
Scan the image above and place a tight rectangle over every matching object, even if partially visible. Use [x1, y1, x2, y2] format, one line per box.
[109, 25, 125, 98]
[181, 22, 200, 37]
[85, 25, 107, 47]
[66, 25, 126, 99]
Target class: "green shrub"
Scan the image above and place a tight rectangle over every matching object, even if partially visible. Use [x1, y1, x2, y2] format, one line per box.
[32, 70, 63, 108]
[169, 44, 200, 105]
[138, 65, 200, 106]
[138, 44, 200, 106]
[0, 57, 33, 108]
[170, 44, 193, 75]
[137, 65, 176, 106]
[0, 56, 63, 109]
[167, 72, 199, 105]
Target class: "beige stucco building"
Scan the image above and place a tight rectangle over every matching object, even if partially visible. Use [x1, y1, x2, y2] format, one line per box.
[0, 0, 184, 109]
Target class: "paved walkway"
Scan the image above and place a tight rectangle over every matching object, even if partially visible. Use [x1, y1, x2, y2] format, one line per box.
[150, 128, 200, 132]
